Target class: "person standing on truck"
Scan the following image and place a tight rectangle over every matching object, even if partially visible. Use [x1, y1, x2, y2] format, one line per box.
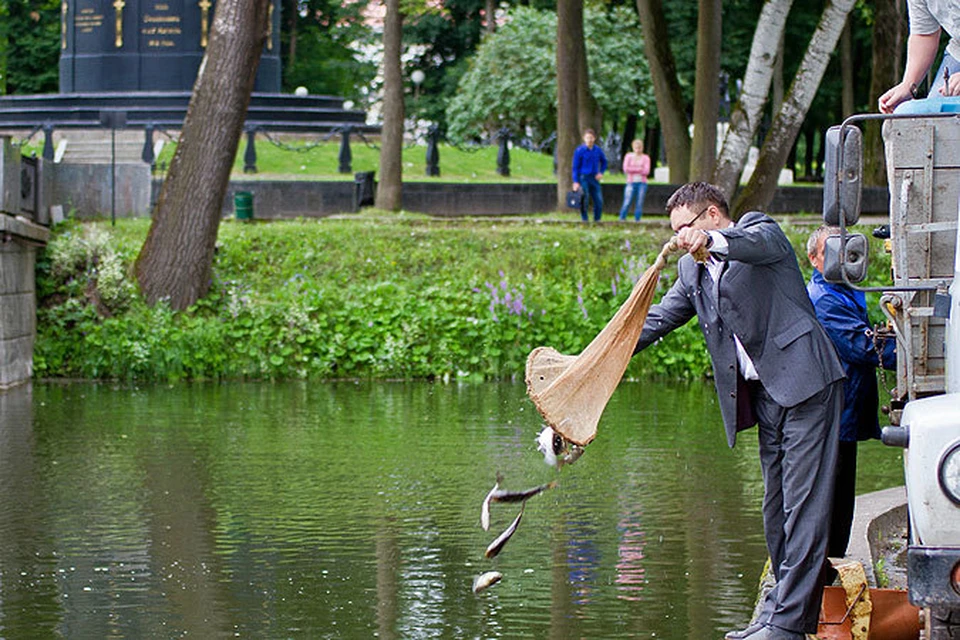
[806, 226, 898, 560]
[878, 1, 960, 113]
[571, 129, 607, 222]
[633, 182, 845, 640]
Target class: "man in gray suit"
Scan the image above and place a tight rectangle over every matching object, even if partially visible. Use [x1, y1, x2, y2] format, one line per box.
[634, 182, 844, 640]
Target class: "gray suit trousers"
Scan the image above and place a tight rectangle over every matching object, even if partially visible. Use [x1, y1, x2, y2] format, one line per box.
[753, 379, 842, 634]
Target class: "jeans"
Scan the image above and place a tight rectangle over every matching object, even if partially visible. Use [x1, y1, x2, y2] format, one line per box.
[930, 52, 960, 96]
[618, 181, 648, 221]
[578, 174, 603, 222]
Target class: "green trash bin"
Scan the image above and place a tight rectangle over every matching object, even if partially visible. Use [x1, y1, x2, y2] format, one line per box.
[234, 191, 253, 221]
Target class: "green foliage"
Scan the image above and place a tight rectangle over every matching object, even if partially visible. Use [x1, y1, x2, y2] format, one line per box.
[445, 5, 655, 143]
[35, 217, 892, 384]
[35, 218, 712, 382]
[280, 0, 377, 101]
[2, 0, 59, 94]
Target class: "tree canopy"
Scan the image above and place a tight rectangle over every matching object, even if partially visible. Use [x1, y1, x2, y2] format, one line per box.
[445, 5, 655, 143]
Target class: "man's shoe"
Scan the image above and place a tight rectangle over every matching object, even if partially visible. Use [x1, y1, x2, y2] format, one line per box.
[724, 622, 764, 639]
[738, 623, 805, 640]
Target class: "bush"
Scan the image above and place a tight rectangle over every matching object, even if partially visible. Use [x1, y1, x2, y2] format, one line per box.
[35, 216, 889, 383]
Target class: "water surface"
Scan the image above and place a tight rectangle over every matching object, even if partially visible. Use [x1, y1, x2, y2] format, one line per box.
[0, 381, 904, 639]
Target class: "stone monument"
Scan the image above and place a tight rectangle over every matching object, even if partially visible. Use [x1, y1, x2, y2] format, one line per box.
[59, 0, 281, 93]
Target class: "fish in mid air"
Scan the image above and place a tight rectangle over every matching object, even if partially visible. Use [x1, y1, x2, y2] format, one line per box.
[485, 505, 524, 559]
[472, 570, 503, 593]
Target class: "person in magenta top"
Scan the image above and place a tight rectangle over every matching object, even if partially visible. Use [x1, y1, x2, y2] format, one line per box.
[618, 139, 651, 221]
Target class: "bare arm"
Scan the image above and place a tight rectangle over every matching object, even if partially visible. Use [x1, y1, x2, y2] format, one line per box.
[879, 31, 941, 113]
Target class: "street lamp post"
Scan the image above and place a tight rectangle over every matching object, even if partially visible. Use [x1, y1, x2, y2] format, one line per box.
[411, 70, 425, 101]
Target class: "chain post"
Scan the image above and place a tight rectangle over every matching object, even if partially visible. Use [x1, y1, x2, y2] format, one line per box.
[142, 123, 155, 166]
[338, 125, 353, 174]
[426, 124, 441, 177]
[243, 126, 258, 174]
[42, 123, 55, 161]
[496, 128, 511, 177]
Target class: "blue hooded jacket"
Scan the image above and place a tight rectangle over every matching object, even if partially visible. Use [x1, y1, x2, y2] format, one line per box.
[807, 269, 896, 442]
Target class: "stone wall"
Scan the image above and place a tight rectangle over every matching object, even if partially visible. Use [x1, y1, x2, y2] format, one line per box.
[52, 163, 151, 220]
[0, 137, 49, 389]
[148, 179, 892, 221]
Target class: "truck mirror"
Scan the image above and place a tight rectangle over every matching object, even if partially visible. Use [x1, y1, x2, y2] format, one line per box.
[822, 233, 869, 284]
[823, 125, 862, 226]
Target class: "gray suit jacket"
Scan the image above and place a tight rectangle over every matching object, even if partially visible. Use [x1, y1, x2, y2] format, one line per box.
[636, 211, 844, 447]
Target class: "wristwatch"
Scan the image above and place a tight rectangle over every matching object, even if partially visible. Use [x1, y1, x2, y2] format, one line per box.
[910, 82, 920, 99]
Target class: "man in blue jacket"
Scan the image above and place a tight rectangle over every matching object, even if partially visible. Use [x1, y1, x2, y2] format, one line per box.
[571, 129, 607, 222]
[806, 226, 896, 559]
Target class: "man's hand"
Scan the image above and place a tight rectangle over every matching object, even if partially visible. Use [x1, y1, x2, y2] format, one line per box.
[572, 182, 580, 191]
[940, 73, 960, 97]
[676, 228, 711, 256]
[879, 82, 913, 114]
[595, 173, 603, 181]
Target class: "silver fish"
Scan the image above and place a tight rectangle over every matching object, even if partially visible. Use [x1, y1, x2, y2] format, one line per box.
[490, 480, 557, 503]
[472, 570, 503, 593]
[480, 478, 499, 531]
[485, 504, 524, 559]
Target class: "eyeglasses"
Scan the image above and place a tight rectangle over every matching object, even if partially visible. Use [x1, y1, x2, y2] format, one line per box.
[674, 205, 711, 233]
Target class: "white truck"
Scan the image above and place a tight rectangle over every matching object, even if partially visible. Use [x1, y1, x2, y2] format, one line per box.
[824, 97, 960, 640]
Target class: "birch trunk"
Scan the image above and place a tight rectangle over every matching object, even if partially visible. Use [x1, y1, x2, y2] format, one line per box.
[135, 0, 270, 310]
[376, 0, 404, 211]
[732, 0, 856, 216]
[712, 0, 792, 199]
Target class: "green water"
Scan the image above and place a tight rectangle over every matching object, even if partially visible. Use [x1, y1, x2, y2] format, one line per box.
[0, 381, 904, 639]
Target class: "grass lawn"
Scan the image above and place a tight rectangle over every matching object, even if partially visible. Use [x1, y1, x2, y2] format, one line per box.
[153, 137, 640, 183]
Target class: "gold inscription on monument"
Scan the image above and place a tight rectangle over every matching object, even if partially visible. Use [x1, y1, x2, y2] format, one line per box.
[267, 3, 274, 50]
[113, 0, 125, 47]
[61, 1, 68, 49]
[142, 3, 182, 48]
[75, 6, 104, 34]
[198, 0, 211, 47]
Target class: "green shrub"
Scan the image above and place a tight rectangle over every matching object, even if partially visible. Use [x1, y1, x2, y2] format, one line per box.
[34, 216, 888, 383]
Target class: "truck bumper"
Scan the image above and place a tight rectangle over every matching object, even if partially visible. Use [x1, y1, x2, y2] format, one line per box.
[908, 547, 960, 607]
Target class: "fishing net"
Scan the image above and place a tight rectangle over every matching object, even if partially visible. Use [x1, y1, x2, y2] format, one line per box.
[526, 237, 694, 446]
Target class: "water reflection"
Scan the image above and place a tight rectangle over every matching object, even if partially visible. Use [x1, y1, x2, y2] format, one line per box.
[0, 380, 905, 639]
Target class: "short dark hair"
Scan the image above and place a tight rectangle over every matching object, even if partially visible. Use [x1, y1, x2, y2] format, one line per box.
[583, 128, 596, 137]
[665, 182, 730, 219]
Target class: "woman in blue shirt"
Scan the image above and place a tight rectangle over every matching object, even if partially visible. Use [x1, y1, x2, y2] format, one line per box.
[571, 129, 607, 222]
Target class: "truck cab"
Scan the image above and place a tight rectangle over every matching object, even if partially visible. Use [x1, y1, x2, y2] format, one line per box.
[824, 96, 960, 639]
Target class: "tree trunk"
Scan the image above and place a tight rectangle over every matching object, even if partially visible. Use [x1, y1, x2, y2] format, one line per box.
[285, 0, 297, 70]
[376, 0, 404, 211]
[636, 0, 689, 183]
[485, 0, 496, 34]
[690, 0, 722, 181]
[574, 2, 601, 133]
[732, 0, 856, 217]
[772, 29, 784, 115]
[864, 0, 904, 186]
[556, 0, 580, 205]
[840, 17, 854, 117]
[135, 0, 270, 311]
[712, 0, 793, 199]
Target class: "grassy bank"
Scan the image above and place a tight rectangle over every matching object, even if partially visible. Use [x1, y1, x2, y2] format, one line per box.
[155, 140, 572, 183]
[34, 214, 889, 383]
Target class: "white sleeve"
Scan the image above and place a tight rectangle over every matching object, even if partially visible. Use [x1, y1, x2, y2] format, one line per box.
[706, 230, 729, 257]
[908, 0, 943, 36]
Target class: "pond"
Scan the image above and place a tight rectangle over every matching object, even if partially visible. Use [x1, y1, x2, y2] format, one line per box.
[0, 380, 905, 639]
